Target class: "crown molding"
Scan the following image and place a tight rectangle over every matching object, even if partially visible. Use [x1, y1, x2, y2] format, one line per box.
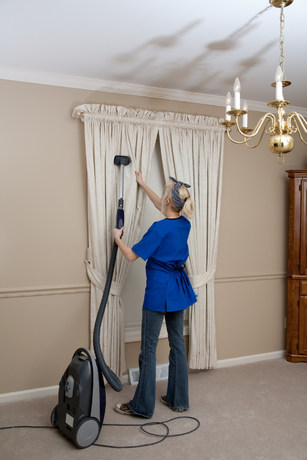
[1, 66, 307, 117]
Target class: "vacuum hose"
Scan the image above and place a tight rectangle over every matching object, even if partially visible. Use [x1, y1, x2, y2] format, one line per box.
[93, 241, 123, 392]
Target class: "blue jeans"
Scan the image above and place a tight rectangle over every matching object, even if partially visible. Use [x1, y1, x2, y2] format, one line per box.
[129, 308, 189, 418]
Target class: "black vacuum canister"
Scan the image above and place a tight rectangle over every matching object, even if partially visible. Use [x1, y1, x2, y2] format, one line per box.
[51, 348, 106, 448]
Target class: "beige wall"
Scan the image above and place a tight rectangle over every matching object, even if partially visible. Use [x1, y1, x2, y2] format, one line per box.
[0, 79, 306, 393]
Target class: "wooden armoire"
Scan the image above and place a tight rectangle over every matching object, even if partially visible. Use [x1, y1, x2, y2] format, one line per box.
[286, 170, 307, 363]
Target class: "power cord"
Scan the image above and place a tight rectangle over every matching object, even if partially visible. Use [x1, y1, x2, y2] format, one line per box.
[0, 415, 200, 449]
[96, 416, 200, 448]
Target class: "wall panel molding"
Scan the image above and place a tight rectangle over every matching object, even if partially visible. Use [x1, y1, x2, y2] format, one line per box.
[0, 284, 90, 299]
[0, 273, 286, 300]
[215, 273, 287, 284]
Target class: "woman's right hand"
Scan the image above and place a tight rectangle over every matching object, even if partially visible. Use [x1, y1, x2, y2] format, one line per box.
[113, 226, 124, 241]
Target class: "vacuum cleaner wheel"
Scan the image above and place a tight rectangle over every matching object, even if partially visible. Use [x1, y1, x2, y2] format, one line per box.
[50, 406, 58, 428]
[75, 417, 100, 449]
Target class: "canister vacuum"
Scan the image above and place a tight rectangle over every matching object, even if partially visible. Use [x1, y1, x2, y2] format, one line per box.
[50, 155, 131, 448]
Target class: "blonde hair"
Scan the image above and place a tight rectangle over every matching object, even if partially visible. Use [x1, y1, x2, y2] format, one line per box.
[162, 180, 194, 220]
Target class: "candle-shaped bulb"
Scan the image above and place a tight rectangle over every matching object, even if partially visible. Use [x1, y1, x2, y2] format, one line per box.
[233, 78, 241, 93]
[225, 92, 232, 121]
[233, 78, 241, 109]
[225, 92, 232, 106]
[275, 66, 283, 82]
[242, 100, 248, 128]
[275, 66, 284, 100]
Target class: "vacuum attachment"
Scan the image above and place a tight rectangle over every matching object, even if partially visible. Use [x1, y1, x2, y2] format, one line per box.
[51, 348, 106, 449]
[114, 155, 131, 166]
[114, 155, 131, 228]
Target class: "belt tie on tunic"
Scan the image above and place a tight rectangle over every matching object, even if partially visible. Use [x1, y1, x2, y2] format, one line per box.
[174, 266, 191, 294]
[147, 260, 192, 292]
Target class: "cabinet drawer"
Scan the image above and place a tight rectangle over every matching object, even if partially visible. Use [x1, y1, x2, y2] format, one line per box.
[300, 281, 307, 296]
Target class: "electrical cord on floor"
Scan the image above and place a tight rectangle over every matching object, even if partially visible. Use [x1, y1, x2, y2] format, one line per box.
[0, 415, 200, 449]
[95, 416, 200, 448]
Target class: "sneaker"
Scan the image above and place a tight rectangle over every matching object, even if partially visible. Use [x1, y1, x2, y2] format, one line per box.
[160, 395, 187, 413]
[114, 403, 135, 415]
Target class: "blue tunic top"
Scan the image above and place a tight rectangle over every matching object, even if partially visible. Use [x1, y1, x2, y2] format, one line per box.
[132, 216, 197, 313]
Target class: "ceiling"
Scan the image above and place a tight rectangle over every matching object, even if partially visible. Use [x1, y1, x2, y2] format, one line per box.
[1, 0, 306, 110]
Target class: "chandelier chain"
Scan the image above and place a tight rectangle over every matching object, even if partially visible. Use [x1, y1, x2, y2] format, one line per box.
[279, 4, 285, 76]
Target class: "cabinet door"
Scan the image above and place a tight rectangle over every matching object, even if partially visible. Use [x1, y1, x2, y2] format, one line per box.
[299, 296, 307, 355]
[300, 179, 307, 274]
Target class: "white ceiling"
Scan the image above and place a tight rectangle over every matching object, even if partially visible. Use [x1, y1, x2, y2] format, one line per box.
[1, 0, 306, 110]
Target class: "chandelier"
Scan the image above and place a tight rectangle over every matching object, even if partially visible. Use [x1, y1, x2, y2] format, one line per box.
[220, 0, 307, 164]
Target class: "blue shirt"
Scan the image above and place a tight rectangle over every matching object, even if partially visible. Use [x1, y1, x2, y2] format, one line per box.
[132, 216, 197, 312]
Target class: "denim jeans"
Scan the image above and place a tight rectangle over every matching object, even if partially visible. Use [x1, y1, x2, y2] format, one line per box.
[129, 308, 189, 418]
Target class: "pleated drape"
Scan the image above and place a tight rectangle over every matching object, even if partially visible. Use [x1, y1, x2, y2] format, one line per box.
[157, 112, 225, 369]
[73, 104, 224, 373]
[72, 104, 158, 376]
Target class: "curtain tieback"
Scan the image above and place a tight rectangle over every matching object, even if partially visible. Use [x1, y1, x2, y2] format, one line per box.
[189, 265, 216, 289]
[85, 260, 124, 297]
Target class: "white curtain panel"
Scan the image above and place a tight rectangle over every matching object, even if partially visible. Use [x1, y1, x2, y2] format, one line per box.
[157, 112, 225, 369]
[72, 104, 158, 376]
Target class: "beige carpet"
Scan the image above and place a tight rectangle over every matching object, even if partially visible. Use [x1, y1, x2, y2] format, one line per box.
[0, 358, 306, 460]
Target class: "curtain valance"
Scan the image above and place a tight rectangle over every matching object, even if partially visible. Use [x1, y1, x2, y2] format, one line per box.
[72, 104, 225, 132]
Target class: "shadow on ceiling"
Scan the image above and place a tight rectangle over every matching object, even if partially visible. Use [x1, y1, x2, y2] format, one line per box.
[110, 5, 274, 93]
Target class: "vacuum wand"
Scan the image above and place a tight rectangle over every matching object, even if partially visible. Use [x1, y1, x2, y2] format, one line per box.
[93, 154, 131, 392]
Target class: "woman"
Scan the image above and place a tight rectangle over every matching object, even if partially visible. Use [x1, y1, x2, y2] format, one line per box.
[113, 172, 197, 418]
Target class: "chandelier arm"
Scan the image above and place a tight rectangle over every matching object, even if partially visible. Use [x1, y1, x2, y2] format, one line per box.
[235, 113, 275, 139]
[244, 120, 272, 149]
[225, 118, 270, 146]
[292, 118, 307, 146]
[225, 128, 252, 145]
[287, 112, 307, 133]
[225, 115, 274, 146]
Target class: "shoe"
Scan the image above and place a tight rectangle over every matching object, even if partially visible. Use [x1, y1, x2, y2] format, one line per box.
[160, 395, 187, 413]
[114, 403, 135, 415]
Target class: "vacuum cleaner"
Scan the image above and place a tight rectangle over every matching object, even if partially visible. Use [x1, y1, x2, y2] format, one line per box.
[51, 155, 131, 448]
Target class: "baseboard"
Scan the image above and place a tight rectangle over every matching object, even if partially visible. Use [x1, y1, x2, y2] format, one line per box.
[0, 350, 286, 403]
[216, 350, 286, 368]
[0, 385, 59, 404]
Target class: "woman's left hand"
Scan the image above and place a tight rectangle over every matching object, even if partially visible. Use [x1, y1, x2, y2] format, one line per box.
[113, 226, 125, 241]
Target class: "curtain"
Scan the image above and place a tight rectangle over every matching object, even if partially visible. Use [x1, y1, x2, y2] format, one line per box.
[157, 111, 225, 369]
[72, 104, 158, 376]
[73, 104, 224, 374]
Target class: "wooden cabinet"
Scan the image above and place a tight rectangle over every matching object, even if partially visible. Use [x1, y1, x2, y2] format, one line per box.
[286, 170, 307, 363]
